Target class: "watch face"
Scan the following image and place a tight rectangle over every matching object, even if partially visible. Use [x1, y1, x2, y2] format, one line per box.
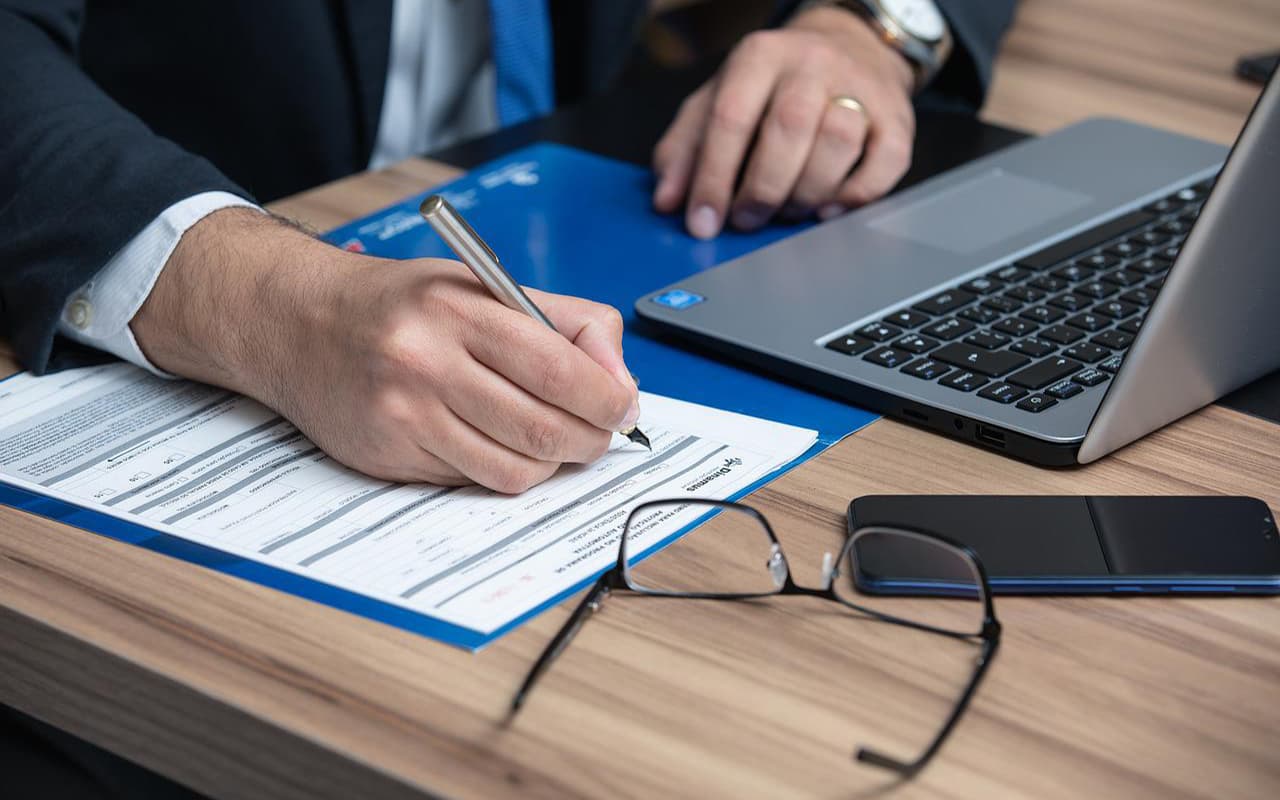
[879, 0, 946, 42]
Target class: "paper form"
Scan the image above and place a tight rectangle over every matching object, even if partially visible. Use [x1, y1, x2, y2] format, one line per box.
[0, 364, 816, 638]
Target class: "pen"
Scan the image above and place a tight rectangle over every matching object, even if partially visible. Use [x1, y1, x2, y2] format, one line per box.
[419, 195, 651, 450]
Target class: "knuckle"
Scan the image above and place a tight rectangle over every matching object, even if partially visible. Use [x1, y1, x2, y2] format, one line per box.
[822, 112, 866, 151]
[536, 349, 573, 398]
[489, 460, 551, 495]
[770, 93, 818, 137]
[737, 30, 778, 60]
[595, 304, 625, 337]
[522, 414, 567, 461]
[741, 177, 789, 208]
[584, 429, 612, 462]
[709, 93, 756, 138]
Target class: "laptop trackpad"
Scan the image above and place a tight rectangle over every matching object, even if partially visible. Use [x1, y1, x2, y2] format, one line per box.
[867, 169, 1092, 255]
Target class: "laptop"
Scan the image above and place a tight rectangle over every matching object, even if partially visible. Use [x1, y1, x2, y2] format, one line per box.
[637, 72, 1280, 466]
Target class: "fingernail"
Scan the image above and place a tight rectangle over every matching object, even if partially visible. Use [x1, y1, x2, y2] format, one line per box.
[688, 205, 719, 239]
[818, 203, 847, 221]
[622, 398, 641, 429]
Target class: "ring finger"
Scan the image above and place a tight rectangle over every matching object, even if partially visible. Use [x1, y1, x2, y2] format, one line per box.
[789, 96, 869, 218]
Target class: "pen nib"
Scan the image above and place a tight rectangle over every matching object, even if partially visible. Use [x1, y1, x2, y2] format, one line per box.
[621, 426, 651, 450]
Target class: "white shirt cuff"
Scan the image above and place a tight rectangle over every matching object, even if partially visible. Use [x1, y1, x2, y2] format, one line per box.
[57, 191, 262, 377]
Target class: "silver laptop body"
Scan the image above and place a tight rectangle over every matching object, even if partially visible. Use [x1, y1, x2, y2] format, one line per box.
[637, 74, 1279, 466]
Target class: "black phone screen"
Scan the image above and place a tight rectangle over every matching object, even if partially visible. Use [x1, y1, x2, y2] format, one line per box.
[848, 495, 1280, 584]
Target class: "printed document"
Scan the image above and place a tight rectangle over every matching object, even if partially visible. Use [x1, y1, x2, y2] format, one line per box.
[0, 364, 816, 637]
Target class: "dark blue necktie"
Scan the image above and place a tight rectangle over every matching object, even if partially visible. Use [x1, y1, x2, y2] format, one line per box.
[488, 0, 554, 126]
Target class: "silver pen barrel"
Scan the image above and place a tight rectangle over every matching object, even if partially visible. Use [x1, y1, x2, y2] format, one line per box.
[419, 195, 557, 331]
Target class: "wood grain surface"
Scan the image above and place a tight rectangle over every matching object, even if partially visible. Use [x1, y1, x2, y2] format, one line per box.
[2, 1, 1278, 798]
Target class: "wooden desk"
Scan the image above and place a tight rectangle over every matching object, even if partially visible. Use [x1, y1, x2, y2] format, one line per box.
[3, 1, 1278, 797]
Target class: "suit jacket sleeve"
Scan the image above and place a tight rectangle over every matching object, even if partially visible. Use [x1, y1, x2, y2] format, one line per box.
[0, 0, 252, 375]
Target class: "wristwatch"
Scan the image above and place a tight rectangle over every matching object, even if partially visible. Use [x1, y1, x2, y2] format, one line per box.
[807, 0, 953, 92]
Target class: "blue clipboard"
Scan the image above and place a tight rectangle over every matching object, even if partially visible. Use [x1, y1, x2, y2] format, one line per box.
[0, 143, 878, 650]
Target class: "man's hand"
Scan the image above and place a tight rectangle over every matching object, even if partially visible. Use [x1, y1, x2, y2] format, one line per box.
[132, 209, 640, 493]
[652, 5, 917, 238]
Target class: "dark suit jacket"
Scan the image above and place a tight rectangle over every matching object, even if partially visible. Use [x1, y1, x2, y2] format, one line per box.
[0, 0, 1014, 376]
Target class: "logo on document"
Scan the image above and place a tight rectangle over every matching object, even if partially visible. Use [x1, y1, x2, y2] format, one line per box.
[651, 289, 706, 310]
[682, 457, 744, 492]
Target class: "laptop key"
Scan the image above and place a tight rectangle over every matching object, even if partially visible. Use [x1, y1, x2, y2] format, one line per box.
[883, 309, 931, 328]
[1147, 275, 1167, 290]
[893, 333, 941, 354]
[1046, 379, 1084, 399]
[1107, 239, 1145, 258]
[1157, 219, 1192, 236]
[1073, 368, 1109, 386]
[1079, 252, 1119, 270]
[981, 295, 1022, 313]
[939, 370, 989, 392]
[994, 317, 1037, 337]
[863, 347, 913, 368]
[1065, 313, 1108, 332]
[914, 290, 976, 315]
[1100, 269, 1144, 287]
[1118, 316, 1145, 335]
[1028, 274, 1070, 293]
[960, 277, 1004, 294]
[1051, 264, 1094, 283]
[964, 330, 1013, 350]
[1039, 324, 1085, 345]
[857, 321, 902, 342]
[901, 358, 951, 380]
[1016, 394, 1058, 413]
[1092, 329, 1134, 350]
[1076, 281, 1117, 299]
[1099, 354, 1124, 373]
[921, 317, 976, 340]
[1137, 228, 1171, 247]
[1063, 342, 1111, 363]
[1131, 255, 1171, 274]
[1011, 337, 1056, 358]
[988, 265, 1031, 283]
[958, 305, 1002, 325]
[931, 342, 1030, 377]
[1155, 245, 1181, 261]
[1015, 210, 1155, 270]
[826, 335, 875, 356]
[1047, 293, 1090, 312]
[977, 382, 1027, 404]
[1003, 285, 1046, 303]
[1007, 355, 1083, 389]
[1143, 196, 1184, 214]
[1120, 288, 1156, 306]
[1094, 300, 1140, 319]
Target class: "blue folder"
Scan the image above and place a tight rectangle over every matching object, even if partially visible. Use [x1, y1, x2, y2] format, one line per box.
[0, 143, 878, 650]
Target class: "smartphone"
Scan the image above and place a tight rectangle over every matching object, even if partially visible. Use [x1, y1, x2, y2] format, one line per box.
[847, 495, 1280, 595]
[1236, 51, 1279, 85]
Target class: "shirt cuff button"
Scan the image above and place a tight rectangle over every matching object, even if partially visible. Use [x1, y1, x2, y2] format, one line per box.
[67, 298, 93, 329]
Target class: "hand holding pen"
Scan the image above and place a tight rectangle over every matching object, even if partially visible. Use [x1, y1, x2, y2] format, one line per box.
[420, 195, 650, 450]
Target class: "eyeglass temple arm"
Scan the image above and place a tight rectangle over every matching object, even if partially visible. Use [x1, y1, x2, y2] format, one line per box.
[855, 631, 1000, 777]
[510, 573, 613, 714]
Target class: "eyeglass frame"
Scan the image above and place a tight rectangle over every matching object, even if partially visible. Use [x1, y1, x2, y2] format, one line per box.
[509, 497, 1002, 779]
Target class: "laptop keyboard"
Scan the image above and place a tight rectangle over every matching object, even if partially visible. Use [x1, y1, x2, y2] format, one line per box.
[823, 177, 1214, 413]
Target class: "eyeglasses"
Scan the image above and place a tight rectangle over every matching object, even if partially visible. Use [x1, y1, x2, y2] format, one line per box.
[510, 498, 1002, 779]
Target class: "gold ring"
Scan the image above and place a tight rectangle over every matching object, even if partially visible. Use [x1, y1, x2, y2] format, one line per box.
[831, 95, 866, 117]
